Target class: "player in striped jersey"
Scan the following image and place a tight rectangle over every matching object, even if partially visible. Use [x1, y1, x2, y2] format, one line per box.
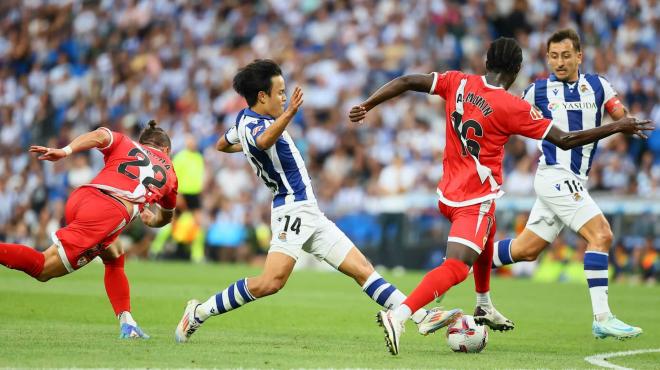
[174, 59, 461, 343]
[490, 29, 645, 339]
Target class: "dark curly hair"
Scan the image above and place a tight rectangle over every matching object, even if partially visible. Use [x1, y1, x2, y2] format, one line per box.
[486, 37, 523, 75]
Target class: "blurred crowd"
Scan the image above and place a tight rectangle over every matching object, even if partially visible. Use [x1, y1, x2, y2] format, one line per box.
[0, 0, 657, 282]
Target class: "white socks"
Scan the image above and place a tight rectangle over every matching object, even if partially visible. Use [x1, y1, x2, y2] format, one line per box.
[118, 311, 137, 326]
[393, 304, 413, 322]
[476, 292, 492, 307]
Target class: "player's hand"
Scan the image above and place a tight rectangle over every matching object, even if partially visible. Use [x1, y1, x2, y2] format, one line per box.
[349, 105, 368, 124]
[285, 86, 303, 115]
[29, 146, 67, 161]
[615, 117, 655, 139]
[140, 208, 157, 226]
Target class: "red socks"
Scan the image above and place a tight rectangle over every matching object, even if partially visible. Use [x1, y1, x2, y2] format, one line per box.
[402, 258, 470, 312]
[0, 243, 45, 278]
[103, 255, 131, 316]
[473, 238, 494, 293]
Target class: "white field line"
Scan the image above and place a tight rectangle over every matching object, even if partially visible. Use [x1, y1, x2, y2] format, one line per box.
[584, 348, 660, 369]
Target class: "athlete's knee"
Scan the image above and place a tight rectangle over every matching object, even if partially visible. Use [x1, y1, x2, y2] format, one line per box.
[444, 258, 470, 283]
[35, 272, 52, 282]
[591, 228, 613, 251]
[340, 251, 374, 285]
[103, 254, 125, 268]
[594, 228, 614, 252]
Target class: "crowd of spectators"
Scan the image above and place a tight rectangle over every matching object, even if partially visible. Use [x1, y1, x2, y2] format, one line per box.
[0, 0, 657, 282]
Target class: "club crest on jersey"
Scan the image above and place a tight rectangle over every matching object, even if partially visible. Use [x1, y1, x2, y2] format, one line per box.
[580, 84, 589, 93]
[278, 232, 287, 241]
[77, 256, 89, 267]
[530, 105, 544, 120]
[572, 192, 583, 202]
[251, 125, 263, 136]
[548, 102, 560, 111]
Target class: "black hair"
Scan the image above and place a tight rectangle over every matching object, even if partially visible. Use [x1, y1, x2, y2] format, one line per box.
[139, 120, 171, 150]
[232, 59, 282, 107]
[485, 37, 523, 75]
[547, 28, 581, 52]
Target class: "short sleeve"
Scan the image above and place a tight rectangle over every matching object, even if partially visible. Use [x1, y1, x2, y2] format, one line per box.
[224, 125, 240, 145]
[245, 120, 268, 146]
[599, 76, 618, 103]
[507, 99, 554, 140]
[98, 127, 123, 155]
[429, 71, 459, 99]
[522, 83, 535, 105]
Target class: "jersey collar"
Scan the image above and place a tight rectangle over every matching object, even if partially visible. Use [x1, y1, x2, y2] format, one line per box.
[549, 72, 581, 84]
[481, 76, 504, 90]
[244, 108, 274, 120]
[144, 145, 164, 153]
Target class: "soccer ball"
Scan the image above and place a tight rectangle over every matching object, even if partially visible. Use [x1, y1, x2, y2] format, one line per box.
[446, 314, 488, 353]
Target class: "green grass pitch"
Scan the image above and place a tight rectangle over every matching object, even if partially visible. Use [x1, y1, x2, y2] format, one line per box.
[1, 260, 658, 368]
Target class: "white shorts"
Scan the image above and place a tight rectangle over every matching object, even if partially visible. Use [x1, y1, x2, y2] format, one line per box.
[268, 202, 353, 269]
[526, 167, 602, 243]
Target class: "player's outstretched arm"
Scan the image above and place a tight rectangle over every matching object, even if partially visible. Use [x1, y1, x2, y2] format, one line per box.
[255, 86, 303, 150]
[140, 206, 174, 228]
[545, 117, 654, 150]
[29, 128, 111, 161]
[349, 74, 434, 123]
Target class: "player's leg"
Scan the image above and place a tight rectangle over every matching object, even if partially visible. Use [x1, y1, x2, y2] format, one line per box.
[377, 201, 490, 355]
[313, 219, 460, 335]
[99, 243, 149, 339]
[314, 217, 425, 314]
[377, 240, 477, 355]
[540, 175, 641, 339]
[175, 204, 308, 342]
[0, 241, 64, 281]
[472, 211, 514, 331]
[175, 251, 295, 343]
[576, 213, 642, 339]
[492, 198, 556, 268]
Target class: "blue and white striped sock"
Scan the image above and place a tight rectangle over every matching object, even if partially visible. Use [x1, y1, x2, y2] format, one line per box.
[492, 239, 514, 268]
[361, 271, 427, 323]
[196, 278, 256, 322]
[584, 251, 611, 319]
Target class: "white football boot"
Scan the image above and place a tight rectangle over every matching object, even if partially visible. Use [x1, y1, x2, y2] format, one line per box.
[175, 299, 203, 343]
[376, 310, 405, 355]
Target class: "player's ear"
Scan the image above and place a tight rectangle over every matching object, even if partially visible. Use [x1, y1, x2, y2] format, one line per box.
[257, 91, 267, 105]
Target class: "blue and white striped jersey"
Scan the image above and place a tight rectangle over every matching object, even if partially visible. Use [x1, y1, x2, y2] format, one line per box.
[523, 73, 617, 180]
[225, 108, 315, 208]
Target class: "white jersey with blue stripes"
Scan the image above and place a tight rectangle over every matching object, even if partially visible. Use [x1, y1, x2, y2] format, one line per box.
[225, 108, 315, 208]
[523, 73, 617, 180]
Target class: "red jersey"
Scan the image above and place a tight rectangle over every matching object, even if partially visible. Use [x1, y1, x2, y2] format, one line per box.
[83, 128, 178, 210]
[430, 71, 553, 206]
